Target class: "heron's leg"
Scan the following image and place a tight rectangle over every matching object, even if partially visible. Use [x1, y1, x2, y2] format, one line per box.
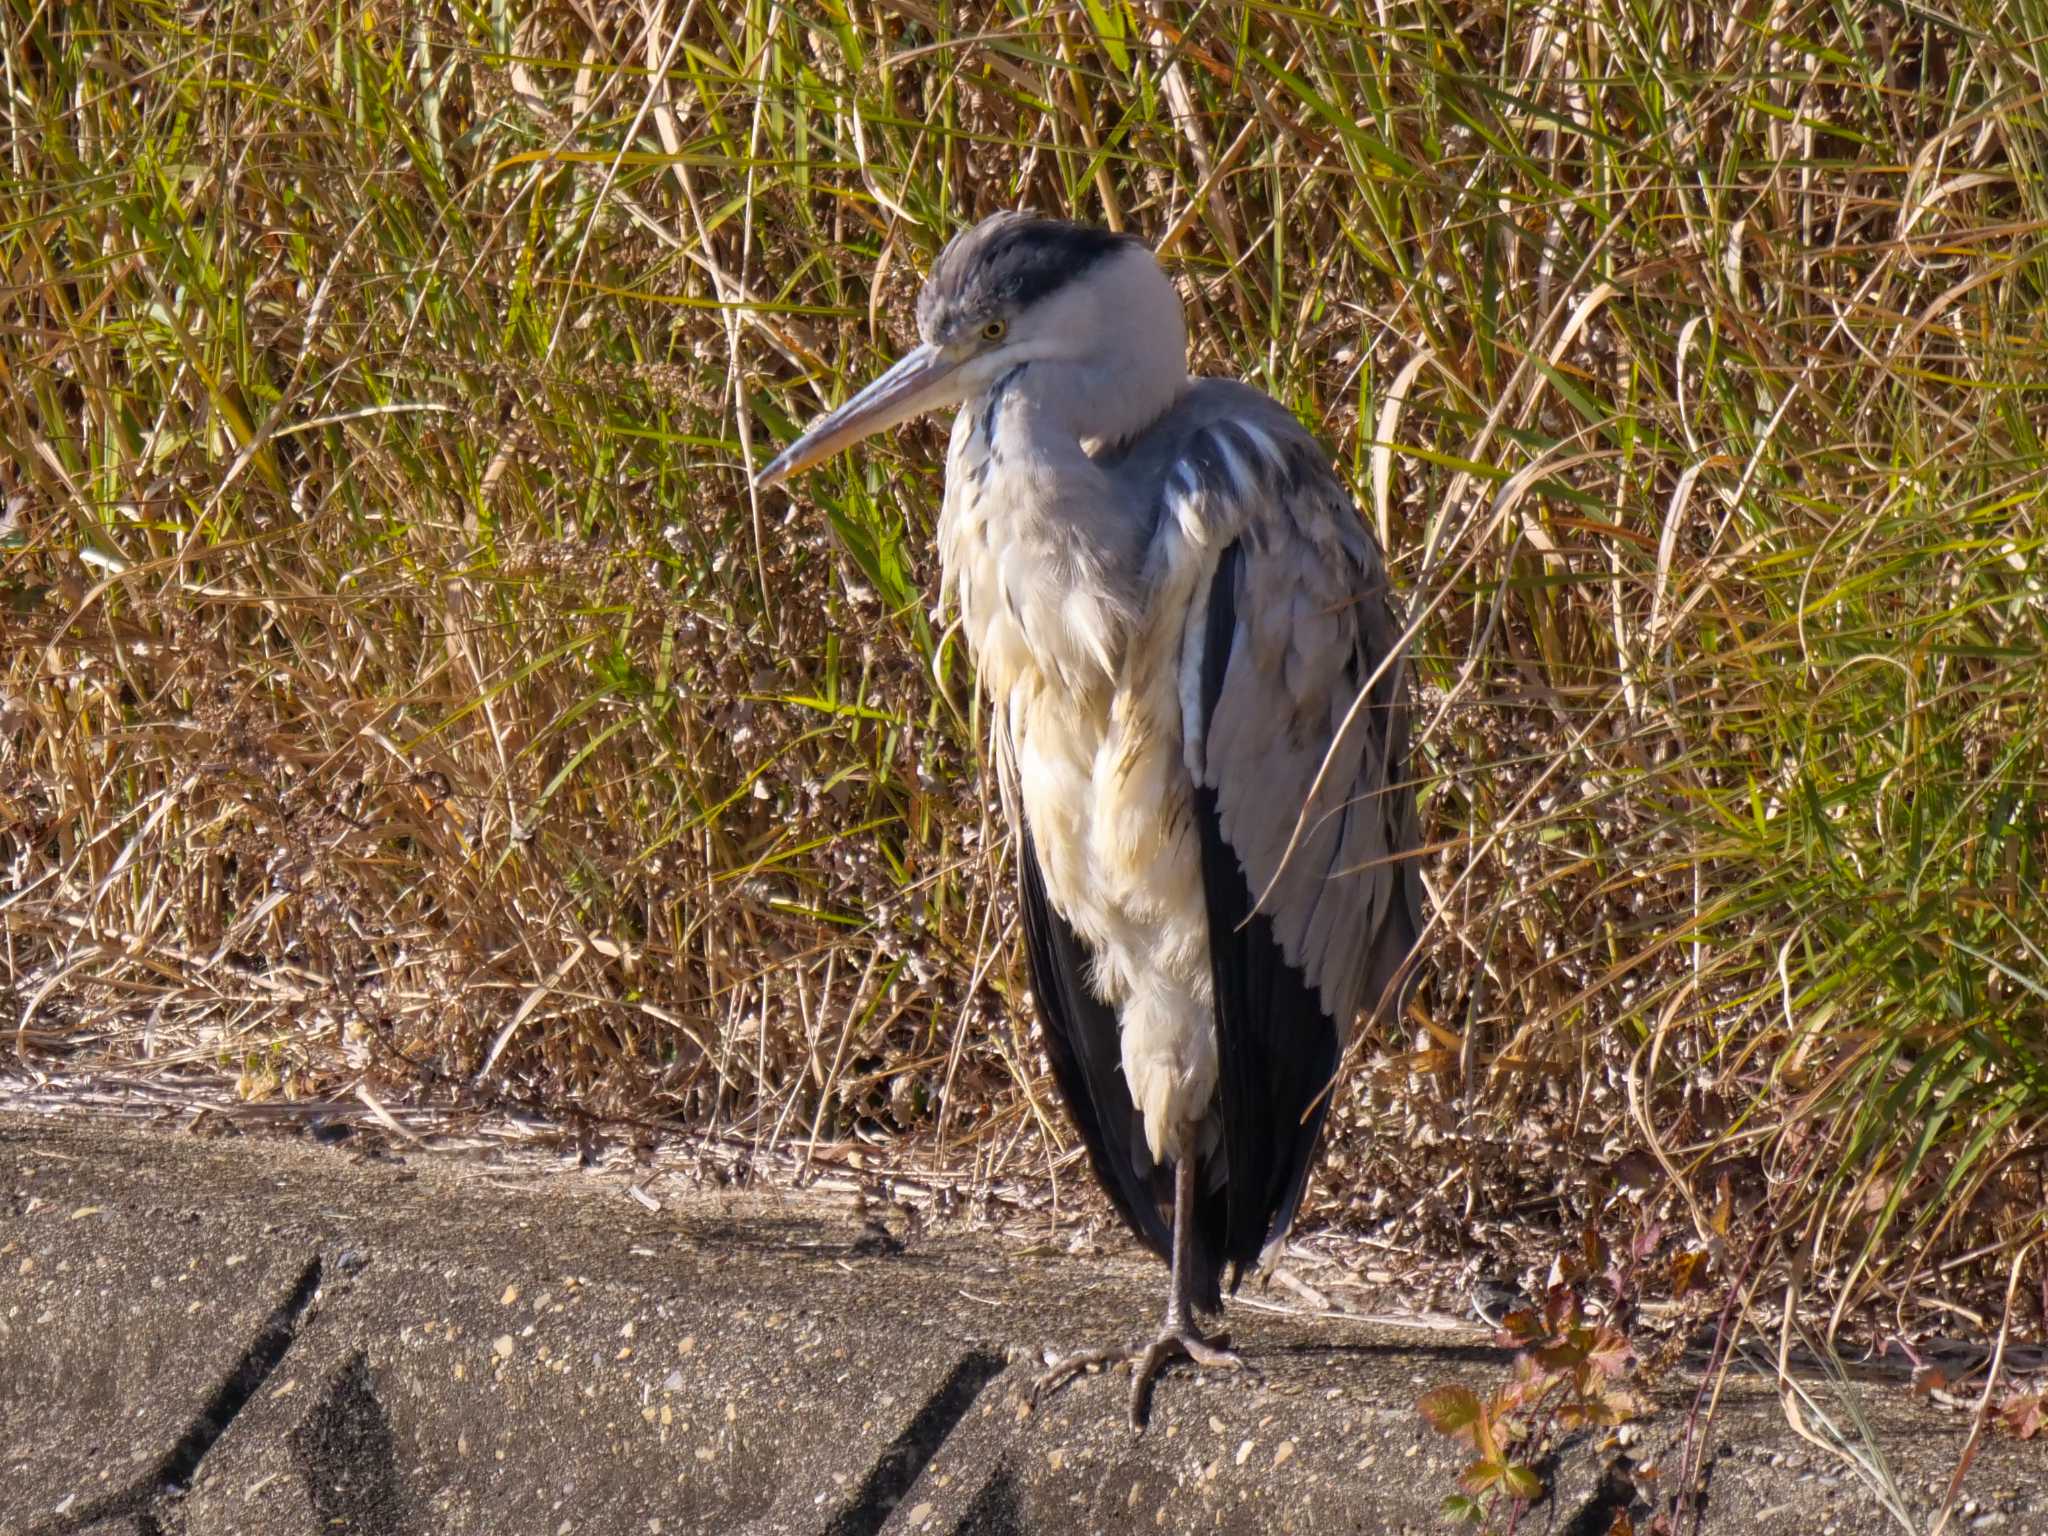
[1123, 1156, 1254, 1427]
[1029, 1157, 1258, 1431]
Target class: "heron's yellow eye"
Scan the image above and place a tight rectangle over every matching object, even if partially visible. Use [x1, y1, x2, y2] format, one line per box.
[981, 318, 1007, 342]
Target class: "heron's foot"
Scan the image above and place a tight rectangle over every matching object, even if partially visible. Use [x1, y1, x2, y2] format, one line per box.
[1029, 1328, 1257, 1431]
[1128, 1328, 1255, 1429]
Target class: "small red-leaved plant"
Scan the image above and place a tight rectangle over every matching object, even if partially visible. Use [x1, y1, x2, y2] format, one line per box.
[1419, 1280, 1645, 1529]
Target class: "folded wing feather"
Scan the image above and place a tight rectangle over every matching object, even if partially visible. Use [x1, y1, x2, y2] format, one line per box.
[1174, 405, 1424, 1274]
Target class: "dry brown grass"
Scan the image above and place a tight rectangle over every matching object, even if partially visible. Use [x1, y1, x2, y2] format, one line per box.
[4, 0, 2046, 1347]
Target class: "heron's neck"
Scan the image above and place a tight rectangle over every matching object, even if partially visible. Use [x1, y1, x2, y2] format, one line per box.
[939, 371, 1160, 701]
[1012, 350, 1187, 459]
[980, 372, 1158, 568]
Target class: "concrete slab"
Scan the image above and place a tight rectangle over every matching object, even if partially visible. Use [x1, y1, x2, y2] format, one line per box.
[2, 1112, 2043, 1536]
[176, 1227, 1005, 1536]
[0, 1133, 319, 1535]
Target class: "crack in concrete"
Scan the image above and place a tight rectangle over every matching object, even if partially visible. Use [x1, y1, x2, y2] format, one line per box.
[27, 1254, 324, 1536]
[824, 1352, 1006, 1536]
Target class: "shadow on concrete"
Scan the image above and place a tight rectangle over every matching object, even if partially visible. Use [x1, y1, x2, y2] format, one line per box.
[825, 1351, 1006, 1536]
[289, 1352, 406, 1536]
[953, 1468, 1023, 1535]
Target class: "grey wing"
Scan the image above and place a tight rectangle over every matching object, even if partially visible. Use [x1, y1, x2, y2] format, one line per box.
[1169, 405, 1425, 1275]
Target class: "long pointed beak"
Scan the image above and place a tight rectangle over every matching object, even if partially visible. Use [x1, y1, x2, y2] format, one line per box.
[755, 343, 966, 489]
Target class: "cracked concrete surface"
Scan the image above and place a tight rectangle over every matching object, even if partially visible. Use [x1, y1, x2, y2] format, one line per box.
[2, 1112, 2042, 1535]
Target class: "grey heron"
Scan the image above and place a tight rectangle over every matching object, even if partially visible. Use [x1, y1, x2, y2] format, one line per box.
[758, 213, 1424, 1427]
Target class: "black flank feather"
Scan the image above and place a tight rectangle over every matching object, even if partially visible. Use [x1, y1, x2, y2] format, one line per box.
[1015, 827, 1173, 1260]
[1197, 541, 1344, 1288]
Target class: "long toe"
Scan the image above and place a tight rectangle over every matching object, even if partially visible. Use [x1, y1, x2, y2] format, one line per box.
[1181, 1332, 1256, 1375]
[1029, 1343, 1133, 1407]
[1032, 1329, 1258, 1428]
[1126, 1329, 1255, 1430]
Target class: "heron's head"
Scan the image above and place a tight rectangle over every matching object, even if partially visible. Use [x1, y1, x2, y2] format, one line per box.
[756, 212, 1188, 487]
